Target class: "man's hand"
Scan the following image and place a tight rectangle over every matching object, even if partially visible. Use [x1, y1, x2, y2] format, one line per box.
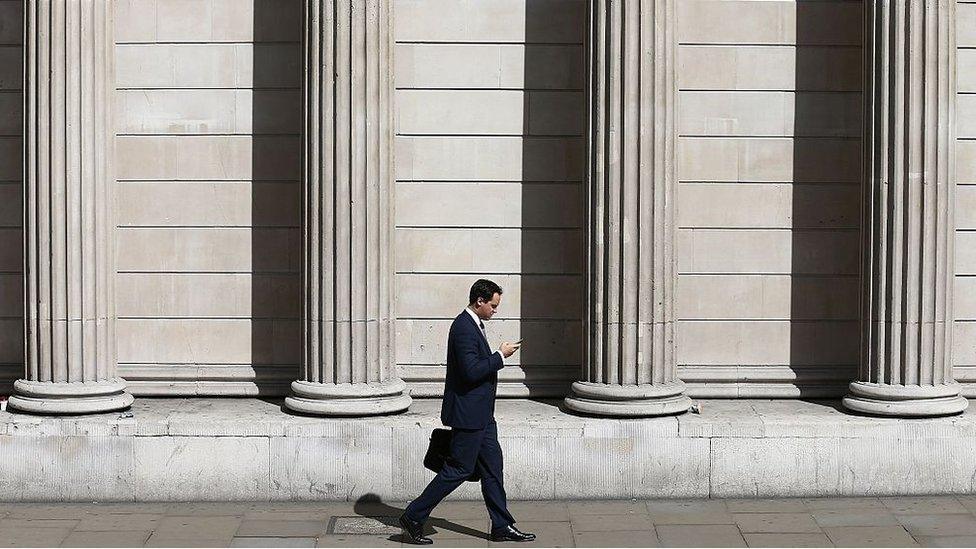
[499, 341, 520, 358]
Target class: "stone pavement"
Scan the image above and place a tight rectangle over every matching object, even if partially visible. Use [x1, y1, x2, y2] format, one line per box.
[4, 496, 976, 547]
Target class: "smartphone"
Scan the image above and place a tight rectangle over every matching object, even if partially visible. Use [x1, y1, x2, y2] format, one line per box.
[515, 338, 523, 345]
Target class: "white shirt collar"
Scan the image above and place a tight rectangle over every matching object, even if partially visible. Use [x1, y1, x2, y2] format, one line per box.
[464, 307, 484, 329]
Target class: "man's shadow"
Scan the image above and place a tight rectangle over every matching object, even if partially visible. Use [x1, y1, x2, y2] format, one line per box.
[352, 494, 488, 542]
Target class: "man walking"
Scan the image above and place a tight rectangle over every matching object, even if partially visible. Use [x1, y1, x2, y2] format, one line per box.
[399, 279, 536, 544]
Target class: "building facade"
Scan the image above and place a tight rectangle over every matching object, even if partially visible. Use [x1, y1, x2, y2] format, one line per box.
[0, 0, 974, 417]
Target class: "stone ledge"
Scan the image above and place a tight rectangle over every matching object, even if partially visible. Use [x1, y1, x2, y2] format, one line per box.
[0, 398, 975, 501]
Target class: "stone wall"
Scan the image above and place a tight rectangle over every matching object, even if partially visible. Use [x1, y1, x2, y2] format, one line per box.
[0, 0, 973, 398]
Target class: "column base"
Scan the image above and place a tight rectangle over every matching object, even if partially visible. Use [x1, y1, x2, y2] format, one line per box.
[843, 381, 969, 417]
[284, 378, 412, 416]
[7, 378, 134, 415]
[564, 381, 692, 417]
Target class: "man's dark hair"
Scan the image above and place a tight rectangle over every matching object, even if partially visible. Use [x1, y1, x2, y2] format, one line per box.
[469, 279, 503, 305]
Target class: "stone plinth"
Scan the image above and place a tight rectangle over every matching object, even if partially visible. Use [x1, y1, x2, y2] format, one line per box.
[1, 398, 976, 501]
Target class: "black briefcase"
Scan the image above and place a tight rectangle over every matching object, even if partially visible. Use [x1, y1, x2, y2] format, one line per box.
[423, 428, 481, 482]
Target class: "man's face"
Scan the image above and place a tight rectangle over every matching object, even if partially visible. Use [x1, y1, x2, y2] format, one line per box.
[473, 293, 501, 321]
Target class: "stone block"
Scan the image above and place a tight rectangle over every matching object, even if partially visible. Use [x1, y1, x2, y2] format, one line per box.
[115, 0, 156, 42]
[676, 274, 858, 321]
[959, 3, 976, 47]
[678, 137, 861, 183]
[678, 45, 861, 91]
[677, 0, 861, 46]
[117, 181, 300, 228]
[269, 435, 394, 501]
[959, 95, 976, 139]
[676, 182, 860, 230]
[955, 232, 976, 276]
[134, 437, 270, 500]
[393, 0, 584, 43]
[116, 43, 301, 89]
[0, 273, 22, 317]
[676, 228, 860, 275]
[117, 318, 299, 365]
[957, 187, 976, 231]
[117, 272, 300, 318]
[116, 227, 300, 272]
[0, 91, 20, 136]
[395, 136, 583, 182]
[0, 137, 20, 180]
[395, 228, 582, 275]
[394, 44, 582, 90]
[678, 91, 861, 138]
[0, 436, 135, 501]
[711, 438, 843, 497]
[0, 185, 20, 230]
[0, 2, 23, 45]
[155, 0, 213, 41]
[960, 51, 976, 94]
[677, 320, 858, 366]
[553, 436, 709, 499]
[0, 47, 22, 91]
[395, 182, 582, 229]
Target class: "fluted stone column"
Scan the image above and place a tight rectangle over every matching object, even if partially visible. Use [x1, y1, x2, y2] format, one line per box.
[10, 0, 133, 414]
[564, 0, 690, 417]
[285, 0, 410, 416]
[843, 0, 967, 417]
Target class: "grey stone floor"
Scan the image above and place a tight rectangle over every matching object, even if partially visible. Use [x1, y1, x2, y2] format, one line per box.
[4, 496, 976, 547]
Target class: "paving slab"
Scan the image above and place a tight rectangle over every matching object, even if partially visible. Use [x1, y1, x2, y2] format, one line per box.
[953, 496, 976, 514]
[315, 534, 402, 547]
[0, 527, 73, 547]
[488, 521, 574, 548]
[425, 501, 492, 519]
[823, 525, 918, 547]
[0, 518, 79, 529]
[59, 530, 153, 547]
[153, 515, 244, 539]
[897, 514, 976, 537]
[812, 509, 900, 527]
[229, 537, 317, 548]
[568, 501, 648, 517]
[881, 498, 970, 515]
[241, 509, 336, 522]
[235, 519, 328, 537]
[915, 535, 976, 547]
[144, 536, 237, 548]
[507, 501, 571, 522]
[734, 513, 821, 533]
[725, 499, 809, 513]
[72, 513, 163, 531]
[574, 530, 659, 547]
[571, 513, 655, 532]
[803, 497, 886, 511]
[742, 533, 834, 547]
[656, 524, 747, 547]
[425, 516, 489, 539]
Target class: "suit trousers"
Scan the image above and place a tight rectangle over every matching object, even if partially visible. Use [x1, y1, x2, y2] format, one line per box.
[404, 421, 515, 530]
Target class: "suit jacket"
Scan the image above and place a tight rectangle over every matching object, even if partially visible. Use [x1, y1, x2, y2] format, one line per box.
[440, 310, 504, 429]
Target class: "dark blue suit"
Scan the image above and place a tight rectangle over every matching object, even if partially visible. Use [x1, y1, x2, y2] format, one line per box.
[404, 310, 515, 530]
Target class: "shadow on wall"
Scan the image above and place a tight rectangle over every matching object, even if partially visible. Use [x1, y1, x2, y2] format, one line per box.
[789, 2, 863, 396]
[520, 0, 586, 398]
[251, 0, 303, 395]
[0, 1, 24, 394]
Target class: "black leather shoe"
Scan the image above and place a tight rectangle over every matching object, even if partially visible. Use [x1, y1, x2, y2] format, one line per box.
[399, 514, 433, 545]
[490, 524, 536, 542]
